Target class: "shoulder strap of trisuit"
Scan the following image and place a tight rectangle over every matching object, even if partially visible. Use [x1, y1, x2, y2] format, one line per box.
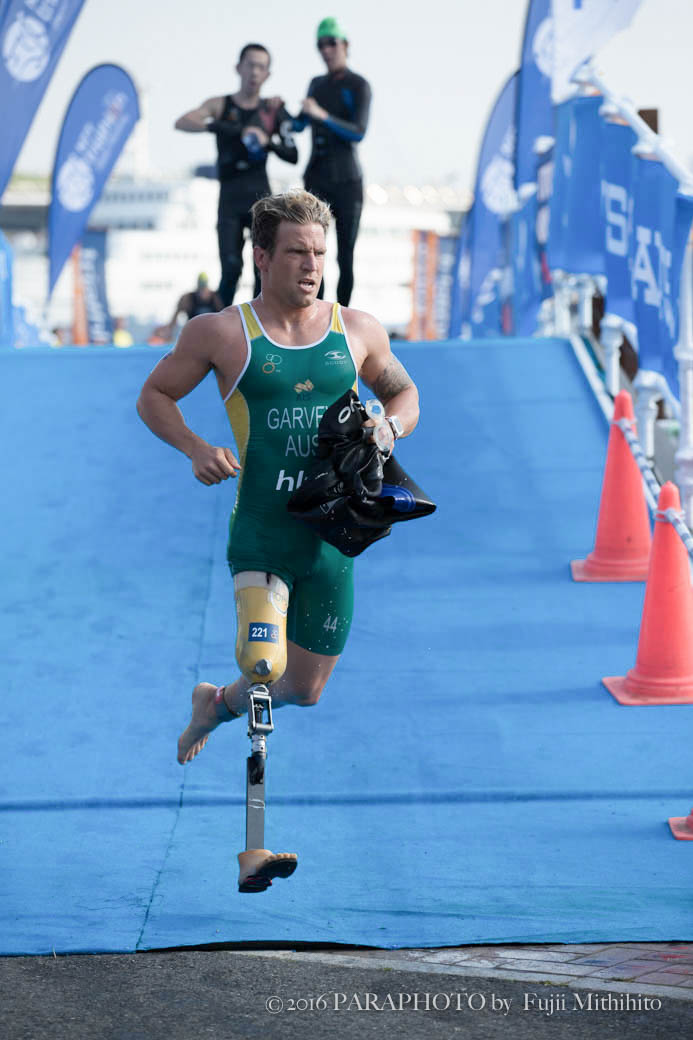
[238, 302, 262, 341]
[330, 302, 343, 334]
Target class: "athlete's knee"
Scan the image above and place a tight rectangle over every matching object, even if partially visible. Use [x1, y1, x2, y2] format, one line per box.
[272, 661, 332, 711]
[234, 572, 289, 685]
[289, 675, 328, 707]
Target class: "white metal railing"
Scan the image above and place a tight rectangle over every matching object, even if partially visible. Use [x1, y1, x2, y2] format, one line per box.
[616, 414, 693, 560]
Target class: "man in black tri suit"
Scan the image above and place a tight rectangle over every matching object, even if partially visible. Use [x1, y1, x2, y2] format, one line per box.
[175, 44, 298, 306]
[153, 273, 224, 343]
[297, 17, 371, 306]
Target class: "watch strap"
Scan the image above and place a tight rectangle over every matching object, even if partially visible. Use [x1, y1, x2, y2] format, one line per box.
[386, 415, 404, 439]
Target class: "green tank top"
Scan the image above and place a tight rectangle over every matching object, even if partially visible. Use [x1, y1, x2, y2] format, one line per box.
[224, 301, 358, 579]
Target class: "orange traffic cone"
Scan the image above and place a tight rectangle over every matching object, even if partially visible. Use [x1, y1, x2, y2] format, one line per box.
[603, 482, 693, 705]
[571, 390, 651, 581]
[669, 809, 693, 841]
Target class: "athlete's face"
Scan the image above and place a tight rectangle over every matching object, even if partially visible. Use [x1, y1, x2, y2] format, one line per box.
[236, 49, 270, 93]
[256, 222, 326, 308]
[317, 36, 348, 73]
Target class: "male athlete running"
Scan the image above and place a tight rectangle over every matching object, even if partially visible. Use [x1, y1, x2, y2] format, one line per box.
[137, 189, 418, 765]
[137, 190, 418, 885]
[297, 17, 371, 306]
[175, 43, 298, 306]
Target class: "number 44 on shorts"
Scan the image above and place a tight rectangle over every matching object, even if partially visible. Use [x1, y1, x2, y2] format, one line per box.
[322, 615, 339, 632]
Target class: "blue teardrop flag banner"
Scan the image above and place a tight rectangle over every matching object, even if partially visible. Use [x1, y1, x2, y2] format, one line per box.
[535, 139, 555, 299]
[0, 0, 86, 200]
[48, 63, 139, 296]
[469, 72, 519, 337]
[515, 0, 554, 189]
[511, 0, 554, 333]
[80, 229, 113, 344]
[448, 205, 474, 338]
[511, 185, 542, 335]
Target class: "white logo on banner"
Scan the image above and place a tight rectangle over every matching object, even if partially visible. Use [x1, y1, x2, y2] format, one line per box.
[631, 225, 674, 336]
[516, 219, 528, 272]
[2, 13, 50, 82]
[480, 156, 515, 215]
[601, 181, 630, 257]
[532, 17, 554, 78]
[472, 268, 500, 324]
[458, 250, 471, 290]
[81, 245, 111, 344]
[56, 155, 94, 212]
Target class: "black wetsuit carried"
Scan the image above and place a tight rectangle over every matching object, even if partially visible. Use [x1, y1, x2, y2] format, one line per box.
[301, 68, 371, 306]
[212, 96, 297, 305]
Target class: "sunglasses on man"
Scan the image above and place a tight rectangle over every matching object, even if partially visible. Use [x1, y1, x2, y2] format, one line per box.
[318, 37, 340, 49]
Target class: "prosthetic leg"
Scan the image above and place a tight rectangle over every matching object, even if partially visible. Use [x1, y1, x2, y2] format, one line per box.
[233, 572, 298, 893]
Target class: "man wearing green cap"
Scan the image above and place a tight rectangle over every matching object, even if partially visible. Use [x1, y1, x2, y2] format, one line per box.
[296, 17, 371, 306]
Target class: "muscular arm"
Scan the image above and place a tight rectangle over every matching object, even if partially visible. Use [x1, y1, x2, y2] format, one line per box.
[348, 311, 420, 444]
[136, 313, 243, 484]
[367, 354, 419, 431]
[174, 96, 223, 132]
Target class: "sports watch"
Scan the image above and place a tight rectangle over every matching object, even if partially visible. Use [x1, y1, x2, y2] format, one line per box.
[386, 415, 404, 440]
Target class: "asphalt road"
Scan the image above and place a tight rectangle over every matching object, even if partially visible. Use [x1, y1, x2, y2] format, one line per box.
[2, 950, 691, 1040]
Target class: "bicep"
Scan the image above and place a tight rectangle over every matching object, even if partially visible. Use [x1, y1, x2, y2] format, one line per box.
[143, 332, 212, 401]
[358, 323, 413, 403]
[362, 353, 415, 404]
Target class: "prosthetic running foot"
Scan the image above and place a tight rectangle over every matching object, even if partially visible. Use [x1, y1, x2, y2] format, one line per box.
[238, 849, 298, 893]
[234, 575, 299, 894]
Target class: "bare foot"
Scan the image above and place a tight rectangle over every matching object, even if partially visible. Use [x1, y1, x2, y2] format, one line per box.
[177, 682, 240, 764]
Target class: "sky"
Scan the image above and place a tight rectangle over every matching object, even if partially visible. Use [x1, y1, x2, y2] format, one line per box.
[12, 0, 693, 192]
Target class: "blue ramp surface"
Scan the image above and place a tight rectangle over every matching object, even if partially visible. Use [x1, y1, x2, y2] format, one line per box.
[1, 339, 692, 954]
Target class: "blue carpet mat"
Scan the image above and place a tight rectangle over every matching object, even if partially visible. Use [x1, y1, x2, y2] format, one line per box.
[1, 339, 692, 954]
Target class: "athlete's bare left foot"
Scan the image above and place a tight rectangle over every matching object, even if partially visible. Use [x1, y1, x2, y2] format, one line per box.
[177, 682, 241, 764]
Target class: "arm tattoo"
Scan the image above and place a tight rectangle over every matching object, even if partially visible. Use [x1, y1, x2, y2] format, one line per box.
[371, 356, 413, 404]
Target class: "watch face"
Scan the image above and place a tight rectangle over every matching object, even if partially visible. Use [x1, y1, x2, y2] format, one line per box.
[373, 423, 392, 454]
